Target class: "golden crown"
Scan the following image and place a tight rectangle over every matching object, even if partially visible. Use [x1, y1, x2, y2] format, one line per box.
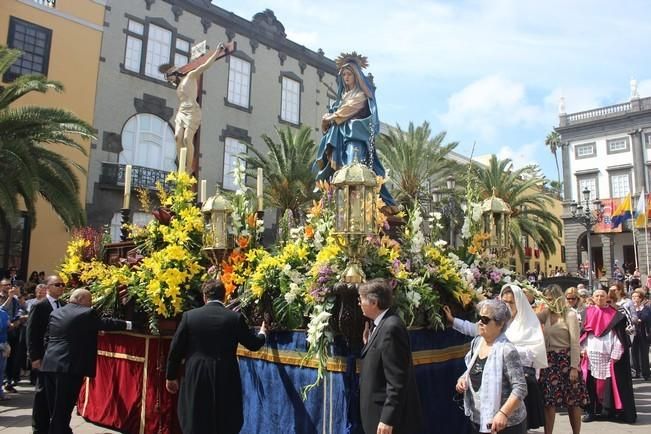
[335, 52, 369, 70]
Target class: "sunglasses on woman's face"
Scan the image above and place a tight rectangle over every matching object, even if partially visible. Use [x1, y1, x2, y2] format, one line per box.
[478, 316, 494, 325]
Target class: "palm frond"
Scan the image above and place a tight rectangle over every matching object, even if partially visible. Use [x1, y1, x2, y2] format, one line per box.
[0, 46, 95, 229]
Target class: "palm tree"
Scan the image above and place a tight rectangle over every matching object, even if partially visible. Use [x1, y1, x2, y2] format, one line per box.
[0, 47, 95, 229]
[472, 155, 562, 261]
[240, 125, 318, 221]
[545, 131, 562, 195]
[377, 122, 461, 209]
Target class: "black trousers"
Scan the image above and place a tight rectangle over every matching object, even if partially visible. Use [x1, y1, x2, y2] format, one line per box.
[631, 335, 650, 379]
[31, 371, 49, 433]
[42, 372, 84, 434]
[5, 330, 19, 384]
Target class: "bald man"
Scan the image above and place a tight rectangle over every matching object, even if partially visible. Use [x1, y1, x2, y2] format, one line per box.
[40, 288, 132, 434]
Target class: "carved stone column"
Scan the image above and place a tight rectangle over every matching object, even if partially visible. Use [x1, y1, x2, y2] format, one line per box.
[631, 130, 645, 193]
[561, 142, 572, 200]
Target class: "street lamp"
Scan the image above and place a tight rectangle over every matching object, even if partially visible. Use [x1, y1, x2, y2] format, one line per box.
[480, 193, 512, 257]
[201, 187, 233, 268]
[331, 160, 378, 283]
[568, 188, 604, 290]
[431, 176, 457, 247]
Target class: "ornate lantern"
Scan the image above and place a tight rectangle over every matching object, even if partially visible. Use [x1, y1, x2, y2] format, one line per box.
[201, 188, 233, 265]
[331, 161, 378, 282]
[480, 193, 512, 256]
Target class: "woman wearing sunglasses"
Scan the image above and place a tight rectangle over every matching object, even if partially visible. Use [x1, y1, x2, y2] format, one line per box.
[455, 299, 527, 433]
[445, 284, 547, 430]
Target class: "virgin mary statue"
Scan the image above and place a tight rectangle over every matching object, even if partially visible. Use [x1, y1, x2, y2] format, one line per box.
[314, 52, 396, 207]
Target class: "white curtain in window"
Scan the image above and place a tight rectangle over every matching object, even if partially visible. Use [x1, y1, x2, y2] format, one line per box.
[578, 178, 597, 200]
[144, 24, 171, 80]
[227, 57, 251, 107]
[281, 77, 300, 124]
[124, 36, 142, 72]
[611, 174, 630, 199]
[223, 138, 247, 191]
[120, 114, 176, 172]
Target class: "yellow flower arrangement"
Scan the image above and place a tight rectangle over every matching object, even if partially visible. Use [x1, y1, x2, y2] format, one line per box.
[424, 246, 468, 302]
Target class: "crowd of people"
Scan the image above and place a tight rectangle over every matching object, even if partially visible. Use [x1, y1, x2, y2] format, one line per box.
[0, 267, 49, 401]
[450, 281, 650, 434]
[1, 271, 131, 433]
[2, 261, 651, 433]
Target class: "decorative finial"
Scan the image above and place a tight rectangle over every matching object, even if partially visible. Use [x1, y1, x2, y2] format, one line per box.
[630, 78, 640, 100]
[335, 52, 369, 70]
[558, 95, 566, 115]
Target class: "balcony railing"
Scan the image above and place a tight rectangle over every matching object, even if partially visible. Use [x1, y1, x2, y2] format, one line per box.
[33, 0, 56, 8]
[100, 162, 170, 190]
[566, 102, 631, 123]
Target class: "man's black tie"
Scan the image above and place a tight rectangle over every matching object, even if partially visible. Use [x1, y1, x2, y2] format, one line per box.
[369, 322, 376, 335]
[54, 299, 60, 309]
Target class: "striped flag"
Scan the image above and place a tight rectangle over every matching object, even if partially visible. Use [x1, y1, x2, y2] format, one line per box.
[635, 190, 647, 228]
[611, 193, 632, 228]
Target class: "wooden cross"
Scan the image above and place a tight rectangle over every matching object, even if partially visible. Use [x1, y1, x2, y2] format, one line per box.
[176, 41, 237, 75]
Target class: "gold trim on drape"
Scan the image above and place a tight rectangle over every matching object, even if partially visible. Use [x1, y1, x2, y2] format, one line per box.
[139, 336, 150, 434]
[236, 343, 470, 373]
[97, 350, 147, 363]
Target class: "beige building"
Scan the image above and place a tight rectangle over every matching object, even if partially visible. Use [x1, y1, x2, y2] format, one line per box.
[0, 0, 105, 278]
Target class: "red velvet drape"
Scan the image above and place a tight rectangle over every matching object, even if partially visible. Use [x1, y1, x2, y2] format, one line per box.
[77, 332, 181, 434]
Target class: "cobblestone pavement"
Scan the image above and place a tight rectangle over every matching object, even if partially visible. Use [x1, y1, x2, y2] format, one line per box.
[0, 377, 649, 433]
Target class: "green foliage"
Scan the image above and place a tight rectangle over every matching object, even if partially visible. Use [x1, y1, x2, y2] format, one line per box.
[377, 122, 460, 209]
[472, 155, 562, 261]
[0, 46, 96, 228]
[239, 125, 318, 222]
[545, 130, 562, 195]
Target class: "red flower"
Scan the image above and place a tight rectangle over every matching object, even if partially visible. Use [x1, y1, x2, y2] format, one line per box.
[152, 207, 174, 225]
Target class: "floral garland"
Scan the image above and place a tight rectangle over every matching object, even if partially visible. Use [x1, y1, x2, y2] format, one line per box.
[59, 172, 206, 331]
[59, 172, 487, 393]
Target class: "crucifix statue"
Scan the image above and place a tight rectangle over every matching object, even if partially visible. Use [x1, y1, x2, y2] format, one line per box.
[161, 41, 236, 173]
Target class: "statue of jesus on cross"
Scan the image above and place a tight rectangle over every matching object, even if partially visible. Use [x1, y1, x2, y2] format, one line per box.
[161, 42, 235, 173]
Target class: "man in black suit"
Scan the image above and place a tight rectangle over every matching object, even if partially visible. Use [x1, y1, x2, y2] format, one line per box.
[40, 288, 131, 433]
[26, 275, 65, 433]
[358, 278, 422, 434]
[166, 279, 267, 434]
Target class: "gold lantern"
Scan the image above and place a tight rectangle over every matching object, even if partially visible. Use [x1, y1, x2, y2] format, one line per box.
[480, 192, 512, 257]
[331, 161, 378, 283]
[201, 188, 233, 265]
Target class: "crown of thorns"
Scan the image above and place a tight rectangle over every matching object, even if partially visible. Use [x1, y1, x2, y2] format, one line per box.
[335, 52, 369, 70]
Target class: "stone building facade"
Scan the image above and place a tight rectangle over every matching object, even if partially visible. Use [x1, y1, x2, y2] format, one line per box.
[87, 0, 337, 239]
[556, 88, 651, 283]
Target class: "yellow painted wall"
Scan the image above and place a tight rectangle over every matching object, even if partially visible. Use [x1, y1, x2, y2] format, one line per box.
[513, 192, 566, 276]
[0, 0, 104, 274]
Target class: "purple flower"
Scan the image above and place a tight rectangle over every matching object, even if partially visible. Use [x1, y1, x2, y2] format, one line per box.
[489, 271, 502, 284]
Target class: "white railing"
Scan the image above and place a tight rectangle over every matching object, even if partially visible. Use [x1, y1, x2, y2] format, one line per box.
[566, 102, 631, 122]
[33, 0, 56, 8]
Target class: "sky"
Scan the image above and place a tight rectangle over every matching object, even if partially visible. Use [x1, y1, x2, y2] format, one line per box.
[215, 0, 651, 179]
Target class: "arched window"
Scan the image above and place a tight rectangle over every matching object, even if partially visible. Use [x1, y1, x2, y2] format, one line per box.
[120, 113, 176, 172]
